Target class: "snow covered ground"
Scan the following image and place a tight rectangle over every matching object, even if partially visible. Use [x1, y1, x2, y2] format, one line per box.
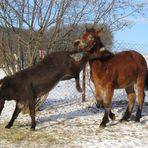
[0, 55, 148, 148]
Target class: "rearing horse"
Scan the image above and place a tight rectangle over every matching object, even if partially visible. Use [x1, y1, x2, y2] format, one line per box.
[75, 27, 148, 127]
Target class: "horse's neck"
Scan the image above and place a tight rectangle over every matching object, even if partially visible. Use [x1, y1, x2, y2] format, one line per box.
[89, 57, 106, 72]
[90, 58, 103, 67]
[89, 48, 107, 75]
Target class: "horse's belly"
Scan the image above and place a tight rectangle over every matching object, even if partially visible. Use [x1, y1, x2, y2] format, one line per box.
[116, 76, 136, 89]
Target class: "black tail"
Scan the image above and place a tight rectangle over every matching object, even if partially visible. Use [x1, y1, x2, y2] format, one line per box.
[145, 70, 148, 90]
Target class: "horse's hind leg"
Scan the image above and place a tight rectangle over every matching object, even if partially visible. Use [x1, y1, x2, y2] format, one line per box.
[121, 86, 136, 122]
[5, 102, 22, 129]
[75, 74, 82, 92]
[29, 99, 36, 130]
[136, 77, 145, 122]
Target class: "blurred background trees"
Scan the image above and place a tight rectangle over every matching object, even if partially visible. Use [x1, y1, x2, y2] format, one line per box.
[0, 0, 147, 73]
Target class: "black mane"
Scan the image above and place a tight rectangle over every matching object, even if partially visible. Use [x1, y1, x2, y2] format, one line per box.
[85, 27, 96, 33]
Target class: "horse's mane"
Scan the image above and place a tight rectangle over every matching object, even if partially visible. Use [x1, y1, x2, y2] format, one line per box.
[85, 27, 96, 33]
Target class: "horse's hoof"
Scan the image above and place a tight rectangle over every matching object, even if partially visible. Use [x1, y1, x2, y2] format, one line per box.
[99, 122, 106, 128]
[120, 118, 129, 123]
[99, 124, 106, 129]
[135, 118, 140, 122]
[30, 127, 35, 131]
[5, 124, 11, 129]
[76, 87, 83, 93]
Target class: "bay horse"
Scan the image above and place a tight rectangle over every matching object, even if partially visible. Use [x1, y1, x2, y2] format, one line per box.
[75, 27, 148, 127]
[0, 51, 90, 130]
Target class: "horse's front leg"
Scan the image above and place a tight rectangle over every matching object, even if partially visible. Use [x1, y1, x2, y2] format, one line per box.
[100, 84, 114, 128]
[5, 102, 21, 129]
[94, 84, 103, 108]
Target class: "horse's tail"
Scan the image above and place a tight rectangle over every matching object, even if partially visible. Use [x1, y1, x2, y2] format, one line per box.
[145, 70, 148, 90]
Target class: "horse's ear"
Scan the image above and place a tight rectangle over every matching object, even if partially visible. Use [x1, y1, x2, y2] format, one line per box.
[96, 28, 103, 36]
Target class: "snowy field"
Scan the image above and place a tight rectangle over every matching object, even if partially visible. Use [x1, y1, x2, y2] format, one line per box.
[0, 55, 148, 148]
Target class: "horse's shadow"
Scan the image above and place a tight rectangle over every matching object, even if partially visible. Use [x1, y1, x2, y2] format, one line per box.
[37, 102, 102, 125]
[37, 99, 148, 126]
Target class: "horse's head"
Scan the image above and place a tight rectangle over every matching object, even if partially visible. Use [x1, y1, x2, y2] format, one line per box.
[74, 27, 104, 52]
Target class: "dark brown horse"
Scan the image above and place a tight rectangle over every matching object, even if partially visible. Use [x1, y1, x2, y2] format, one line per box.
[75, 27, 148, 127]
[0, 51, 89, 130]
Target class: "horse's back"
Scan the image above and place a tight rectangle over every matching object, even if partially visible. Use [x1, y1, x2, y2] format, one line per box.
[113, 50, 147, 69]
[110, 50, 147, 88]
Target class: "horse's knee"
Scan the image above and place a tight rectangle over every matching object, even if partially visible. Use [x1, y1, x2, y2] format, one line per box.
[95, 89, 103, 106]
[102, 98, 112, 109]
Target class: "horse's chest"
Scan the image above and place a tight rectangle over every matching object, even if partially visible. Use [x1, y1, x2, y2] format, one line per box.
[90, 67, 107, 86]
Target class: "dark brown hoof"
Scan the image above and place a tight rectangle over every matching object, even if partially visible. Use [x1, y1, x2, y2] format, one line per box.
[99, 123, 106, 128]
[135, 117, 140, 122]
[100, 120, 108, 128]
[76, 86, 83, 93]
[120, 118, 130, 123]
[5, 124, 12, 129]
[30, 127, 35, 131]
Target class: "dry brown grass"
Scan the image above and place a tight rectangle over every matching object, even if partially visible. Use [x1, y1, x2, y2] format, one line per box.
[0, 123, 56, 147]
